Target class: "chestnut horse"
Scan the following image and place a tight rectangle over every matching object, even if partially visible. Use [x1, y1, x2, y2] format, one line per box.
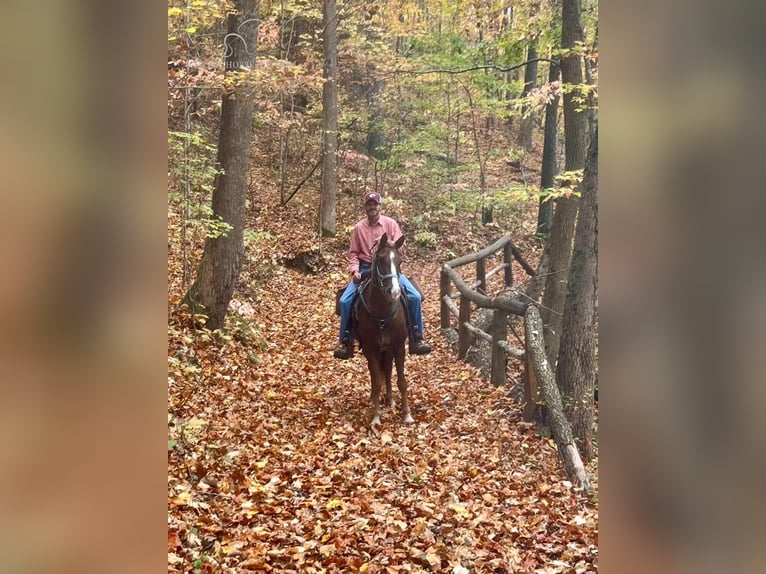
[353, 232, 414, 426]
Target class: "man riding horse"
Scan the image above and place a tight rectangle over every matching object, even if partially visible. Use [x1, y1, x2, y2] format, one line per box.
[334, 191, 431, 359]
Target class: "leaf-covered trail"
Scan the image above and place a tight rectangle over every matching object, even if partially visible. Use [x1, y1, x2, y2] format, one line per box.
[168, 257, 598, 572]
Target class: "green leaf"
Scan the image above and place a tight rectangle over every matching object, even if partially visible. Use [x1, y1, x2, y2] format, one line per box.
[168, 439, 177, 451]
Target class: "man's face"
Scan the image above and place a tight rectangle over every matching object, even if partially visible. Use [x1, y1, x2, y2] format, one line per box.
[364, 201, 380, 219]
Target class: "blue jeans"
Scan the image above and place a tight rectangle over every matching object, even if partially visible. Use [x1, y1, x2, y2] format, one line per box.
[338, 264, 425, 341]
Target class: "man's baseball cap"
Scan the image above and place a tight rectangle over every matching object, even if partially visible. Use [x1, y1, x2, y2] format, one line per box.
[363, 192, 382, 205]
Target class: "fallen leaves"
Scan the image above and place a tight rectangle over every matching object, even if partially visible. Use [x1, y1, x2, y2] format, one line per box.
[448, 503, 471, 517]
[167, 186, 598, 572]
[170, 491, 191, 507]
[325, 498, 346, 511]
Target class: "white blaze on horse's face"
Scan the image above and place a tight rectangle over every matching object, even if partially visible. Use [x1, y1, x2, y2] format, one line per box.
[389, 250, 401, 299]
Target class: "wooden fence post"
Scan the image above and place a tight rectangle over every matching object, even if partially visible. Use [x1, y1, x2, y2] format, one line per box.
[440, 268, 451, 329]
[490, 308, 508, 386]
[476, 258, 486, 295]
[458, 295, 470, 359]
[523, 297, 542, 421]
[503, 240, 513, 287]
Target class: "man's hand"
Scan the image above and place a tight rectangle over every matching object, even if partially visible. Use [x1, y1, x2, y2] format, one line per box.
[352, 270, 362, 283]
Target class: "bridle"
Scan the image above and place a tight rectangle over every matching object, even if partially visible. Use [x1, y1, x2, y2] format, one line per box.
[372, 246, 401, 300]
[371, 245, 399, 301]
[357, 243, 402, 330]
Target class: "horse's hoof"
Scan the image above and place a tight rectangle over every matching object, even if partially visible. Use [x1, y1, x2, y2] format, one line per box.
[371, 416, 381, 427]
[403, 414, 415, 425]
[386, 399, 395, 408]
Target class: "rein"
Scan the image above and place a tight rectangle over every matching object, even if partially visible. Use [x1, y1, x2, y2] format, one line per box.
[357, 251, 401, 330]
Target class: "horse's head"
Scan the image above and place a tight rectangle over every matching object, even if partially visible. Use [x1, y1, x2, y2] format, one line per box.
[372, 232, 405, 302]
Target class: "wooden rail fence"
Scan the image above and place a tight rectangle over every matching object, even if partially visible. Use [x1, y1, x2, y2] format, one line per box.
[439, 236, 534, 391]
[440, 236, 592, 489]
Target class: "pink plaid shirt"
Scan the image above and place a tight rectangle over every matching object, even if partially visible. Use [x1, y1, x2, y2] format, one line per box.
[348, 215, 407, 275]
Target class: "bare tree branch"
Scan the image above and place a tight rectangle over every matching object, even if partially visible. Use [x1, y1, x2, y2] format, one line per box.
[283, 156, 322, 206]
[386, 58, 558, 77]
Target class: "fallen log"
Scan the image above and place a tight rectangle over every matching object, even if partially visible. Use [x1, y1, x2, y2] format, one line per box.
[525, 306, 591, 491]
[441, 264, 528, 315]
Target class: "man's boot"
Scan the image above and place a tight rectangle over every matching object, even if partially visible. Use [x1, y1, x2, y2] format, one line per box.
[409, 328, 431, 355]
[333, 332, 354, 360]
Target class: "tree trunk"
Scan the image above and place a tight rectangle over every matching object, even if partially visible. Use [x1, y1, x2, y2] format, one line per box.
[320, 0, 338, 237]
[481, 205, 493, 225]
[518, 43, 538, 153]
[525, 306, 591, 490]
[540, 0, 588, 367]
[464, 85, 491, 225]
[365, 96, 387, 160]
[537, 60, 560, 236]
[557, 126, 598, 460]
[584, 26, 598, 143]
[362, 3, 386, 160]
[364, 76, 387, 160]
[183, 1, 259, 331]
[525, 248, 549, 304]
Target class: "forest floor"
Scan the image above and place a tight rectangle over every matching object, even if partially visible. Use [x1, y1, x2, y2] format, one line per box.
[168, 146, 598, 573]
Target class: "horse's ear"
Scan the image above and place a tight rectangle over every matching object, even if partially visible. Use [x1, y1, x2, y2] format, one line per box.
[379, 232, 388, 248]
[394, 235, 405, 249]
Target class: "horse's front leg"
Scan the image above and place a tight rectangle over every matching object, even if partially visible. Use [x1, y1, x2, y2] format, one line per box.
[382, 352, 394, 408]
[395, 345, 414, 424]
[368, 357, 384, 427]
